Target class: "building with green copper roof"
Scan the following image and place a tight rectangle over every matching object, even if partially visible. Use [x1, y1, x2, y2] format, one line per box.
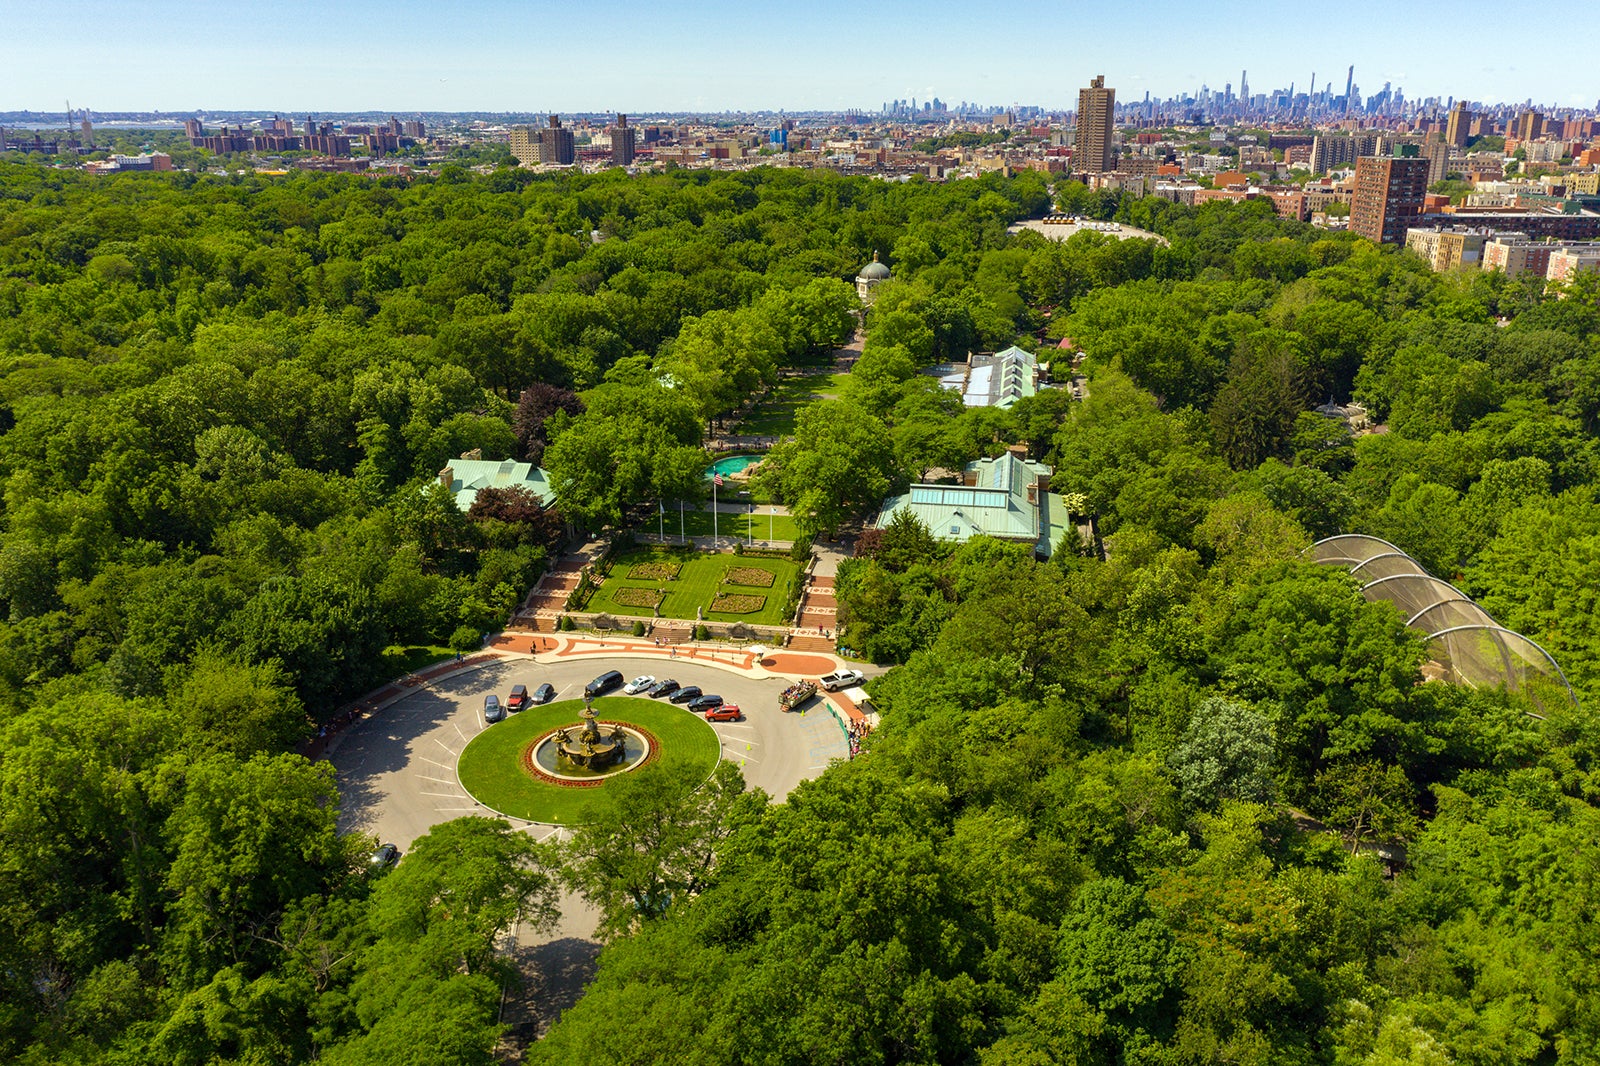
[872, 451, 1072, 558]
[437, 458, 557, 512]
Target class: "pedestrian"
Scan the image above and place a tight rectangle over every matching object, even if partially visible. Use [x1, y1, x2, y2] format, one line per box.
[670, 646, 677, 658]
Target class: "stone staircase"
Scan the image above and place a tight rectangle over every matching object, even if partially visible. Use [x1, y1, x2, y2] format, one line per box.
[786, 633, 837, 653]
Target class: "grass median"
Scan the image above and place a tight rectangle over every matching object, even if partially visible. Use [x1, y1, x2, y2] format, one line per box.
[456, 696, 721, 823]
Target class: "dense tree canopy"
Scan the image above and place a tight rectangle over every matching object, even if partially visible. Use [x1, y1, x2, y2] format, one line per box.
[3, 156, 1600, 1065]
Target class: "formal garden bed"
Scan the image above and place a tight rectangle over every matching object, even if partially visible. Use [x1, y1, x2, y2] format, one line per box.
[456, 697, 720, 823]
[628, 562, 681, 581]
[611, 587, 665, 609]
[582, 548, 801, 626]
[709, 593, 766, 614]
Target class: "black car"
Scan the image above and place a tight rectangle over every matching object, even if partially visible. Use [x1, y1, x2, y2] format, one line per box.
[647, 678, 680, 699]
[369, 843, 400, 872]
[687, 694, 724, 714]
[532, 682, 556, 705]
[669, 685, 702, 704]
[584, 670, 624, 698]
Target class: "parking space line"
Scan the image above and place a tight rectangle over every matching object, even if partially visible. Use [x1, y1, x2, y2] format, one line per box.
[420, 757, 455, 769]
[432, 738, 458, 755]
[418, 775, 456, 784]
[420, 790, 467, 797]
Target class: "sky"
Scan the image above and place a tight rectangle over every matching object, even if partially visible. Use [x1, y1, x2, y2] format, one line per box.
[6, 0, 1597, 114]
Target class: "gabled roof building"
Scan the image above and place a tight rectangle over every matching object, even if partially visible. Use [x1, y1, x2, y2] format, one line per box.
[438, 458, 557, 512]
[872, 451, 1071, 558]
[930, 345, 1041, 409]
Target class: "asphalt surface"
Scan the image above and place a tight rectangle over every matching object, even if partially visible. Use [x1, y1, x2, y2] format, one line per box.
[329, 651, 851, 1035]
[332, 653, 850, 850]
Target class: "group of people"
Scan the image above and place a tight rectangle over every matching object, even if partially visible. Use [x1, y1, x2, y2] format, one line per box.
[315, 706, 365, 742]
[847, 718, 872, 758]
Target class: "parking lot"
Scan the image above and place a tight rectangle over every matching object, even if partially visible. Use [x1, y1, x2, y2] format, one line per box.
[331, 653, 851, 851]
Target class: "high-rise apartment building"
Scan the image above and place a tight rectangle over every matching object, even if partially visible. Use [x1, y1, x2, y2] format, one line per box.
[611, 113, 636, 166]
[1351, 155, 1430, 245]
[509, 126, 539, 166]
[538, 115, 575, 166]
[1445, 101, 1472, 148]
[1514, 110, 1543, 141]
[1075, 75, 1115, 173]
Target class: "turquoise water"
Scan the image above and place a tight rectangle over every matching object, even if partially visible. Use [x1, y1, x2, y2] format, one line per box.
[705, 454, 763, 479]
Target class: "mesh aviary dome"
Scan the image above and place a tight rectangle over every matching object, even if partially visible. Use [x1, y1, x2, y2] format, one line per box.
[1308, 534, 1577, 712]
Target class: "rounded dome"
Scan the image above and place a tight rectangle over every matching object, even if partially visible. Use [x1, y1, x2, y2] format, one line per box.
[858, 252, 890, 280]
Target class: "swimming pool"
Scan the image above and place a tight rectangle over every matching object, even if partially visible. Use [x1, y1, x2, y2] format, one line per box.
[705, 454, 763, 479]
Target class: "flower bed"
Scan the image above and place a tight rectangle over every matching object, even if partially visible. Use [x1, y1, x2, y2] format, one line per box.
[723, 566, 776, 588]
[628, 562, 681, 581]
[612, 587, 665, 609]
[710, 593, 766, 614]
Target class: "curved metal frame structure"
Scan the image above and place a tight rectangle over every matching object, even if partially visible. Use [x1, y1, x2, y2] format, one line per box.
[1307, 535, 1577, 709]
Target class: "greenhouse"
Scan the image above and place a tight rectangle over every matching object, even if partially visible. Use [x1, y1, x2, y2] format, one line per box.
[1308, 534, 1578, 711]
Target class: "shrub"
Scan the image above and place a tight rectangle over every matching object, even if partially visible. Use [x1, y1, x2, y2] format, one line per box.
[632, 620, 647, 637]
[448, 625, 481, 652]
[557, 615, 573, 632]
[693, 624, 709, 641]
[789, 535, 814, 562]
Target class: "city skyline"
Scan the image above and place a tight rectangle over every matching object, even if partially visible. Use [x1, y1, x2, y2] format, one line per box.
[7, 0, 1598, 114]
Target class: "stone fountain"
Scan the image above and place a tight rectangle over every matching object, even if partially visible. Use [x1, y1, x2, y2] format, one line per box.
[551, 695, 629, 771]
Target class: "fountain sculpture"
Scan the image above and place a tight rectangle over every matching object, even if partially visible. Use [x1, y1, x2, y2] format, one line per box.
[552, 695, 629, 771]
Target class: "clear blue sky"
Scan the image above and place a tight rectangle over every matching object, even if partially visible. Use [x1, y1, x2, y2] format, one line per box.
[9, 0, 1596, 113]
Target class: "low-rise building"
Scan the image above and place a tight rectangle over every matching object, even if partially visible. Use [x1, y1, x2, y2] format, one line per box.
[872, 451, 1071, 559]
[438, 459, 557, 512]
[1405, 226, 1492, 271]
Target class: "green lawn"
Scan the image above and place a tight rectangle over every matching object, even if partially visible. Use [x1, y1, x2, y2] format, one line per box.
[456, 697, 720, 823]
[379, 644, 454, 676]
[659, 508, 802, 543]
[810, 372, 853, 398]
[737, 376, 827, 436]
[586, 548, 801, 625]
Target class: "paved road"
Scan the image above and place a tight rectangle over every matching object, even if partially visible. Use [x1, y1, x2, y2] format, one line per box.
[332, 652, 850, 849]
[328, 651, 851, 1035]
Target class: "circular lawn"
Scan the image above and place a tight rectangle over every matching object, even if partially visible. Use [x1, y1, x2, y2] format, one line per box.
[456, 696, 721, 824]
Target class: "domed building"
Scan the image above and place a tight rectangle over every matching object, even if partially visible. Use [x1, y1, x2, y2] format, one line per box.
[856, 251, 891, 304]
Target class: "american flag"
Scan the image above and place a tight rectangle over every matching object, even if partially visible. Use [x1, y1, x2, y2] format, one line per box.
[713, 473, 724, 487]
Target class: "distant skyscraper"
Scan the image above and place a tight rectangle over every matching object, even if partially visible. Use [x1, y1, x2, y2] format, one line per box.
[611, 113, 636, 166]
[1075, 74, 1115, 174]
[1345, 66, 1355, 110]
[1351, 155, 1430, 245]
[1445, 101, 1472, 148]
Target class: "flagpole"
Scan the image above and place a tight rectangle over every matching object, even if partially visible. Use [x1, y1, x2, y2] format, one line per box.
[748, 500, 753, 547]
[658, 500, 663, 541]
[679, 499, 684, 543]
[713, 475, 718, 543]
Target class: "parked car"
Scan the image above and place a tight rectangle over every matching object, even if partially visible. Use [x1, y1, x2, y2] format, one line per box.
[623, 675, 656, 695]
[532, 682, 556, 704]
[687, 694, 724, 714]
[669, 685, 702, 704]
[819, 669, 866, 692]
[506, 684, 530, 712]
[483, 694, 505, 723]
[705, 703, 742, 722]
[585, 670, 624, 698]
[369, 843, 400, 871]
[647, 678, 680, 699]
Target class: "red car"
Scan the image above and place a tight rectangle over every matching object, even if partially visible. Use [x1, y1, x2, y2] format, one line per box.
[506, 684, 530, 712]
[705, 703, 743, 722]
